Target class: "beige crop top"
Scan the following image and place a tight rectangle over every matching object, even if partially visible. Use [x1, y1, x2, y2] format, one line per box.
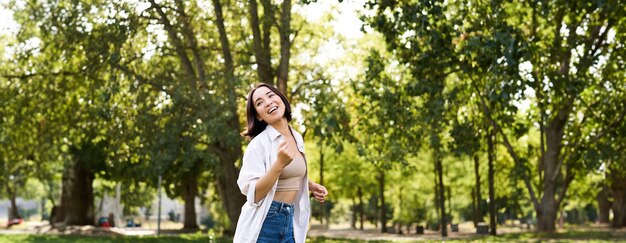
[276, 155, 306, 191]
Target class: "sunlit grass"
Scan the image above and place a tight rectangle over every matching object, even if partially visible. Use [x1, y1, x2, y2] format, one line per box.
[1, 228, 626, 242]
[309, 229, 626, 242]
[0, 234, 229, 243]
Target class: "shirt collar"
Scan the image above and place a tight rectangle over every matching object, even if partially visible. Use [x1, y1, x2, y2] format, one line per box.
[266, 124, 282, 141]
[265, 125, 304, 150]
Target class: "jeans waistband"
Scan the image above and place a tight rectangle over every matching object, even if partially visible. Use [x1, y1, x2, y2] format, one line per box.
[270, 200, 295, 214]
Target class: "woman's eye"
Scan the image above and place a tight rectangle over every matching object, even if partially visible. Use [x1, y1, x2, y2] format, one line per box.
[269, 94, 275, 98]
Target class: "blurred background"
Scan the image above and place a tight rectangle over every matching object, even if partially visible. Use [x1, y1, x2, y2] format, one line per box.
[0, 0, 625, 241]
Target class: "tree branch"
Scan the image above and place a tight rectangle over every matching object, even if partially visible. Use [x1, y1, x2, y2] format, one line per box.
[213, 0, 239, 119]
[546, 96, 575, 183]
[248, 0, 274, 84]
[174, 0, 206, 89]
[556, 166, 575, 207]
[2, 71, 80, 80]
[148, 0, 197, 87]
[471, 80, 540, 210]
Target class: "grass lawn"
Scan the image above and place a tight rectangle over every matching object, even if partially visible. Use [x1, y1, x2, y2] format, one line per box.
[470, 230, 626, 242]
[308, 236, 626, 242]
[308, 229, 626, 243]
[0, 234, 229, 243]
[1, 229, 626, 242]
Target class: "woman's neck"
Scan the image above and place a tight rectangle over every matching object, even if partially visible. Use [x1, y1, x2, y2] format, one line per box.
[269, 119, 291, 137]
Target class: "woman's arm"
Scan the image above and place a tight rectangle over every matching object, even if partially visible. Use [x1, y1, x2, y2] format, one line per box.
[308, 181, 328, 202]
[254, 140, 294, 202]
[253, 163, 284, 202]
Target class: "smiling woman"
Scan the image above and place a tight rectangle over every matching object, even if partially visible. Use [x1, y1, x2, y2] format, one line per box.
[235, 83, 328, 243]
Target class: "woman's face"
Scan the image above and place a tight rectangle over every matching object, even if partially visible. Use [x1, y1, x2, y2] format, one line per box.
[252, 86, 285, 125]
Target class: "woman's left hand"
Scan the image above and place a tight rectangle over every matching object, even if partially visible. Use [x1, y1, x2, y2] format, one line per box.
[309, 182, 328, 202]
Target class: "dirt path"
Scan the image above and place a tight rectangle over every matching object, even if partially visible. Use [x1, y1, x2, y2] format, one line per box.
[306, 222, 514, 241]
[307, 223, 626, 242]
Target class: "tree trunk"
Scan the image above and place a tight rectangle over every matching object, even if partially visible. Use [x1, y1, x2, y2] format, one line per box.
[611, 191, 626, 228]
[537, 189, 558, 231]
[213, 0, 236, 102]
[114, 183, 122, 228]
[398, 185, 404, 234]
[212, 0, 247, 233]
[248, 0, 274, 84]
[610, 169, 626, 228]
[213, 101, 245, 234]
[319, 143, 325, 226]
[597, 186, 611, 224]
[358, 186, 364, 230]
[536, 108, 570, 232]
[215, 150, 245, 234]
[447, 185, 452, 224]
[379, 169, 387, 233]
[436, 153, 447, 237]
[350, 196, 357, 229]
[474, 154, 483, 226]
[472, 186, 477, 226]
[60, 155, 95, 225]
[276, 0, 292, 95]
[434, 163, 439, 227]
[7, 184, 21, 220]
[41, 197, 46, 221]
[488, 128, 497, 235]
[183, 172, 199, 229]
[476, 83, 576, 234]
[98, 192, 105, 220]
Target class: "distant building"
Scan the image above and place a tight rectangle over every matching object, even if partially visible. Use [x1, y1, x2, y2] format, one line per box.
[1, 193, 206, 226]
[0, 198, 41, 220]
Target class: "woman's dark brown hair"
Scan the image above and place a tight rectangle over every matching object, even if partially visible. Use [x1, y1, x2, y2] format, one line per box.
[242, 83, 292, 139]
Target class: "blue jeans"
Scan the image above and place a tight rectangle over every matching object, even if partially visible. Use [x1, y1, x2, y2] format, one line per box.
[257, 201, 295, 243]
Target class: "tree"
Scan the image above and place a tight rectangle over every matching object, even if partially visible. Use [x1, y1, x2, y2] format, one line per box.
[587, 87, 626, 227]
[5, 0, 324, 231]
[363, 0, 626, 232]
[351, 50, 415, 233]
[315, 142, 377, 230]
[457, 0, 626, 232]
[363, 0, 468, 236]
[0, 69, 36, 221]
[300, 75, 353, 226]
[247, 0, 294, 95]
[450, 116, 485, 227]
[3, 0, 133, 225]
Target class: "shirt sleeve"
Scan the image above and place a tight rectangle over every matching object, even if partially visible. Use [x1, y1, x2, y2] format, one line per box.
[237, 139, 267, 206]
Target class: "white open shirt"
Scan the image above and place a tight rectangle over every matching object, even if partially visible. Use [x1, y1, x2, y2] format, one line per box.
[234, 125, 311, 243]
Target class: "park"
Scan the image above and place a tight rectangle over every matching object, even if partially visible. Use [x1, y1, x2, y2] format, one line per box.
[1, 0, 626, 242]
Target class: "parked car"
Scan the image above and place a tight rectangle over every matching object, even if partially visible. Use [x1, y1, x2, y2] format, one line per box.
[97, 217, 110, 227]
[7, 218, 23, 227]
[125, 217, 142, 227]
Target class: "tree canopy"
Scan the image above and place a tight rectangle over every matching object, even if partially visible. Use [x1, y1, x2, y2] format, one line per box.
[1, 0, 626, 235]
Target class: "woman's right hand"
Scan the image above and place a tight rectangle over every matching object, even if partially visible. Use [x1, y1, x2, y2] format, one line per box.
[276, 139, 294, 168]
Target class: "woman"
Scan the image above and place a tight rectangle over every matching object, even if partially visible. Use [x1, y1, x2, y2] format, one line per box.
[234, 83, 328, 243]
